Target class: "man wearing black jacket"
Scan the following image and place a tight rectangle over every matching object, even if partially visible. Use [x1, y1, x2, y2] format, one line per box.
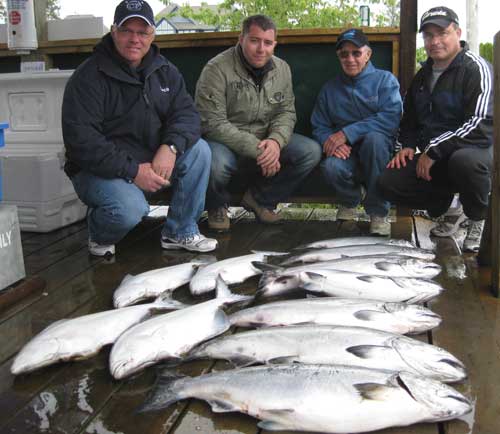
[378, 6, 493, 253]
[62, 0, 217, 256]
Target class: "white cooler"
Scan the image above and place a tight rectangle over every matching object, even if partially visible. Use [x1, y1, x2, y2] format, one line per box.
[0, 70, 87, 232]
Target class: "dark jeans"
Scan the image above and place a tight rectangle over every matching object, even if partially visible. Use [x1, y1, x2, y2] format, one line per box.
[206, 133, 322, 210]
[378, 146, 493, 220]
[321, 132, 394, 216]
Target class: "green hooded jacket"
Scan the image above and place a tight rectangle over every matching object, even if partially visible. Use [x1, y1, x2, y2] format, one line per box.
[195, 46, 296, 159]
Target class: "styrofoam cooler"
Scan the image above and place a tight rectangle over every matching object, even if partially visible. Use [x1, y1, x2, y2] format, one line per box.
[0, 70, 87, 232]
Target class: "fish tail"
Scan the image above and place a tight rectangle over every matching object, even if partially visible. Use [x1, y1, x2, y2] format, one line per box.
[137, 370, 186, 413]
[215, 275, 254, 305]
[152, 296, 189, 311]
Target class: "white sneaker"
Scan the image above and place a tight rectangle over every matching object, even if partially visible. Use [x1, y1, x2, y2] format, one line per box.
[88, 239, 115, 256]
[336, 206, 358, 221]
[369, 215, 391, 236]
[463, 219, 485, 253]
[430, 209, 467, 238]
[161, 233, 218, 252]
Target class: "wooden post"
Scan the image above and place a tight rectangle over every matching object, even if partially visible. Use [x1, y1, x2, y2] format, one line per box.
[398, 0, 417, 95]
[489, 31, 500, 296]
[466, 0, 480, 55]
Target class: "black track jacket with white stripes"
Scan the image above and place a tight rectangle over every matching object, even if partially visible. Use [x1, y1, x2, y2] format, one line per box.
[398, 41, 493, 162]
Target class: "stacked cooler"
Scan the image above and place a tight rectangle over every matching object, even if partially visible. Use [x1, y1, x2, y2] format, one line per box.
[0, 70, 87, 232]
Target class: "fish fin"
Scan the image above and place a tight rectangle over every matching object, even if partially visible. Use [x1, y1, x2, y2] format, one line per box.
[151, 297, 189, 312]
[258, 420, 293, 431]
[303, 271, 325, 281]
[136, 370, 186, 413]
[251, 261, 284, 273]
[208, 399, 240, 413]
[356, 275, 377, 283]
[354, 382, 396, 401]
[121, 274, 135, 283]
[228, 356, 258, 368]
[353, 310, 387, 322]
[267, 356, 300, 364]
[374, 261, 393, 271]
[215, 275, 254, 305]
[347, 345, 391, 359]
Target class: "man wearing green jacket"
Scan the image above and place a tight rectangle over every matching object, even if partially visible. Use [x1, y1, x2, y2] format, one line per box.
[195, 15, 321, 231]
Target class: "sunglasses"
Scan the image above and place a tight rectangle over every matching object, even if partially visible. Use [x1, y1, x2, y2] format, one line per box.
[338, 50, 364, 59]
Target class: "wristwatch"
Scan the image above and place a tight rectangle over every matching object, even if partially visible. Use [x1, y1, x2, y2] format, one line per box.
[168, 145, 178, 154]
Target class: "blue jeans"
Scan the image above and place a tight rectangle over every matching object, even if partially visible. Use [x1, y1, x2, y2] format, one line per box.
[321, 132, 394, 216]
[206, 133, 322, 209]
[71, 139, 211, 245]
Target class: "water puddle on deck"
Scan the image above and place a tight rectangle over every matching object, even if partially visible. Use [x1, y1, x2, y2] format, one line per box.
[33, 391, 58, 431]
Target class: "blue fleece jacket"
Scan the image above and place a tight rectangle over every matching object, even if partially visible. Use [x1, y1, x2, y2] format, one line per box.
[311, 62, 402, 147]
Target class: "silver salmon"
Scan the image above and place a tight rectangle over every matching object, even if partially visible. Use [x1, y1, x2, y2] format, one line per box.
[139, 364, 471, 433]
[109, 277, 253, 379]
[187, 325, 466, 382]
[229, 297, 441, 335]
[11, 297, 186, 375]
[189, 250, 287, 295]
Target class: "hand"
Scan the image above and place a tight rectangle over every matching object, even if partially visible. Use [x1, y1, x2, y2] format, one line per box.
[323, 131, 347, 157]
[261, 160, 281, 178]
[152, 144, 176, 181]
[386, 147, 415, 169]
[134, 162, 170, 192]
[257, 139, 281, 168]
[416, 153, 435, 181]
[332, 143, 352, 160]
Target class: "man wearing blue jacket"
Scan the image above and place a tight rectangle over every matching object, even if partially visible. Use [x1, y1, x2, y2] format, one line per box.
[62, 0, 217, 256]
[378, 7, 493, 253]
[311, 29, 402, 236]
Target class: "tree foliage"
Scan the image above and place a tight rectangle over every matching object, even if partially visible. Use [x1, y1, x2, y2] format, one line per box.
[0, 0, 60, 22]
[161, 0, 397, 31]
[480, 42, 493, 63]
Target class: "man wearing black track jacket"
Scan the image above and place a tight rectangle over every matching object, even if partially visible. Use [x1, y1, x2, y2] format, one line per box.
[378, 6, 493, 253]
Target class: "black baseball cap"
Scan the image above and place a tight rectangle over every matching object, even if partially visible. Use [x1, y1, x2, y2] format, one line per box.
[336, 29, 370, 50]
[419, 6, 459, 32]
[114, 0, 155, 27]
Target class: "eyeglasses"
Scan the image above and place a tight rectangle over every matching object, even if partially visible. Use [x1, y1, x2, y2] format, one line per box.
[338, 50, 363, 59]
[116, 26, 154, 40]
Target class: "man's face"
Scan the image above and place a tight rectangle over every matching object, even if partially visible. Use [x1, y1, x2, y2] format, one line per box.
[111, 17, 155, 67]
[422, 23, 461, 66]
[336, 42, 371, 78]
[239, 24, 277, 68]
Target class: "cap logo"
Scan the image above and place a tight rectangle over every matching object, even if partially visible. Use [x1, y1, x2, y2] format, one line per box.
[126, 1, 143, 11]
[422, 10, 448, 20]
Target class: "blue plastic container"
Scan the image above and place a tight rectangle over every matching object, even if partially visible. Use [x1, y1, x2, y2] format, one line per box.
[0, 122, 8, 201]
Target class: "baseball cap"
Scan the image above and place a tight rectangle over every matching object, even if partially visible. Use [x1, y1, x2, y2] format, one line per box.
[114, 0, 155, 27]
[336, 29, 369, 50]
[419, 6, 459, 32]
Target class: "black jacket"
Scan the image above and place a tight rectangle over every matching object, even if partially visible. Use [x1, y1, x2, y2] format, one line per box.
[62, 34, 200, 180]
[398, 42, 493, 161]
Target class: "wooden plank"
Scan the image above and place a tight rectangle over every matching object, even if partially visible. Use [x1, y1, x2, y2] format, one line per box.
[414, 217, 500, 434]
[21, 221, 87, 256]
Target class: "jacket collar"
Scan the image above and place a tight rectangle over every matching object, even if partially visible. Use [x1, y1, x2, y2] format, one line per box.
[232, 45, 276, 84]
[94, 33, 167, 84]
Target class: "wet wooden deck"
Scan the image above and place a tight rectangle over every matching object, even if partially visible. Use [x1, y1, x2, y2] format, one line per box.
[0, 207, 498, 434]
